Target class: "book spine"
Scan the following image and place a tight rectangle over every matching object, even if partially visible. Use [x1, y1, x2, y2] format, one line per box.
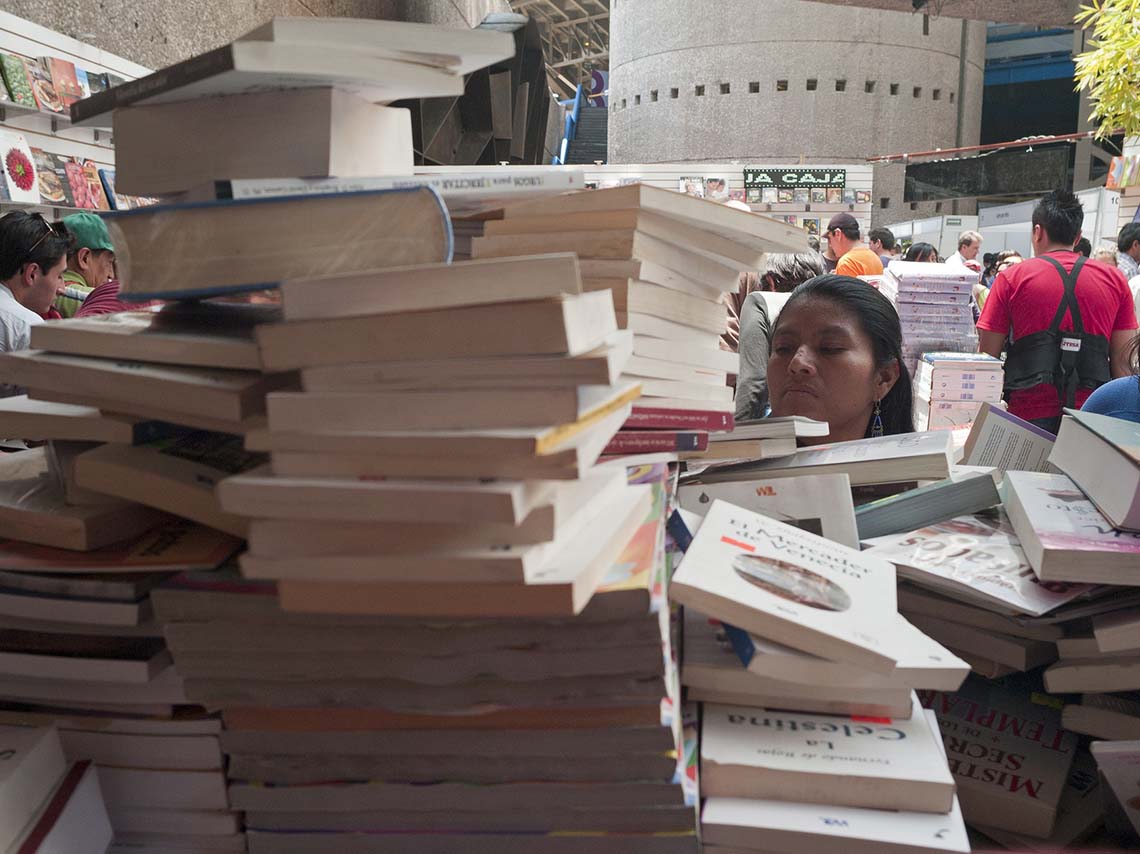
[666, 509, 694, 553]
[720, 623, 756, 668]
[625, 407, 734, 432]
[603, 431, 709, 454]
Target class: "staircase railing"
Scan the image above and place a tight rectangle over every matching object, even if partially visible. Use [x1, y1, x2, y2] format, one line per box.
[552, 84, 584, 166]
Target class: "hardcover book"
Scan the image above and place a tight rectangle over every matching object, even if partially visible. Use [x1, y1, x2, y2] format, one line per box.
[669, 500, 901, 674]
[0, 53, 36, 107]
[0, 130, 39, 205]
[700, 700, 955, 813]
[1050, 409, 1140, 532]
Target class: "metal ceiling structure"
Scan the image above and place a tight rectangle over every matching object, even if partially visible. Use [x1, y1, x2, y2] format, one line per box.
[509, 0, 609, 98]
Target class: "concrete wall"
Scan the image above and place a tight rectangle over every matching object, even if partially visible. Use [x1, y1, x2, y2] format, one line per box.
[608, 0, 985, 226]
[4, 0, 510, 70]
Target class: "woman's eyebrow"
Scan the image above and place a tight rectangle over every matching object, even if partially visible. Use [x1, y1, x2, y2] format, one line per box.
[817, 325, 855, 337]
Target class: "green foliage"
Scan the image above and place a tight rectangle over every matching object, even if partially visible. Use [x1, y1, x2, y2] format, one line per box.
[1074, 0, 1140, 139]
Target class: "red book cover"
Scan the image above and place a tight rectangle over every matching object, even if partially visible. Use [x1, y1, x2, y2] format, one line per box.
[604, 430, 709, 454]
[45, 57, 83, 107]
[81, 159, 111, 210]
[626, 405, 734, 432]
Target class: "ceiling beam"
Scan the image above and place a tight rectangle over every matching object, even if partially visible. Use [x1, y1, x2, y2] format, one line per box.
[551, 50, 609, 69]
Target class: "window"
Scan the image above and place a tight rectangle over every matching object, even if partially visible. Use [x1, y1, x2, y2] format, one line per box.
[935, 202, 943, 212]
[880, 197, 890, 209]
[749, 81, 760, 93]
[806, 78, 818, 91]
[865, 80, 876, 94]
[670, 87, 679, 99]
[909, 202, 918, 211]
[835, 79, 846, 92]
[913, 86, 922, 98]
[890, 83, 899, 96]
[695, 84, 705, 96]
[720, 82, 730, 95]
[634, 94, 640, 105]
[776, 79, 788, 91]
[932, 89, 941, 101]
[650, 89, 658, 102]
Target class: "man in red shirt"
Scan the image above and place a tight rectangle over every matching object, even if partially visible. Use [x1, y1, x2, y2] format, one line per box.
[977, 190, 1137, 433]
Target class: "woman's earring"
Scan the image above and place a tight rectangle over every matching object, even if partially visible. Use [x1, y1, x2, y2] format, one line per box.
[871, 399, 884, 438]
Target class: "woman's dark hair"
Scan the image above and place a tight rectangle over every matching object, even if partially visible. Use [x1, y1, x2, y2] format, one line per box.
[0, 211, 72, 281]
[762, 252, 826, 293]
[771, 275, 915, 438]
[904, 242, 938, 263]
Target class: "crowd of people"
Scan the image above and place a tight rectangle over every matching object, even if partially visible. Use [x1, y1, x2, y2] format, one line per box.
[725, 189, 1140, 436]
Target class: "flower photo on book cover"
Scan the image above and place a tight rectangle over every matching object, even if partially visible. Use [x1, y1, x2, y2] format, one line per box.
[0, 130, 39, 203]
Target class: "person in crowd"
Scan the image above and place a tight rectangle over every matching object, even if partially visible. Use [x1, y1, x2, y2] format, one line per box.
[734, 254, 826, 422]
[721, 272, 761, 354]
[0, 212, 71, 357]
[807, 235, 821, 253]
[1082, 334, 1140, 423]
[977, 190, 1137, 433]
[903, 242, 939, 263]
[1116, 223, 1140, 280]
[868, 227, 896, 267]
[1092, 245, 1118, 265]
[1074, 237, 1092, 257]
[825, 213, 883, 277]
[55, 213, 116, 318]
[766, 274, 913, 445]
[974, 252, 1021, 314]
[947, 230, 983, 267]
[981, 253, 998, 285]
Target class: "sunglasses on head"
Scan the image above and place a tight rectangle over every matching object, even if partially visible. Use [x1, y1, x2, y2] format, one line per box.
[23, 214, 63, 265]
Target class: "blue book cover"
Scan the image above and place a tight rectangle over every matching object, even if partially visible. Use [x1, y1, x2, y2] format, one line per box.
[720, 622, 757, 669]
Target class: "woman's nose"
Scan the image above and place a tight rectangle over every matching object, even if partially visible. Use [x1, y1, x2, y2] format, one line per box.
[788, 347, 815, 374]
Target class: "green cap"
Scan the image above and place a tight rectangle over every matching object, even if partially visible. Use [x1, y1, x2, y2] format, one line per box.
[61, 212, 115, 253]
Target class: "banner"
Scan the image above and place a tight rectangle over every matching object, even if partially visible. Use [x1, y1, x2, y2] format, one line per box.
[743, 167, 847, 189]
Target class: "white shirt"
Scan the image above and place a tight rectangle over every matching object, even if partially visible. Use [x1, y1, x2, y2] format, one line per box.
[0, 284, 42, 398]
[1129, 273, 1140, 322]
[947, 251, 972, 267]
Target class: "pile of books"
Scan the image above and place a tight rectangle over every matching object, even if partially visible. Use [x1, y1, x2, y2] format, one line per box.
[469, 184, 806, 454]
[666, 499, 972, 854]
[879, 261, 980, 375]
[913, 352, 1004, 431]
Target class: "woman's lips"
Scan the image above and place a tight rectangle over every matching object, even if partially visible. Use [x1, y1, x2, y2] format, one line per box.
[783, 385, 820, 398]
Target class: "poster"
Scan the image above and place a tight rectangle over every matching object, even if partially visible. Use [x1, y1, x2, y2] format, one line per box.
[762, 188, 779, 204]
[856, 190, 872, 204]
[729, 189, 745, 203]
[803, 218, 820, 236]
[705, 177, 729, 202]
[810, 188, 826, 204]
[680, 176, 705, 198]
[826, 188, 842, 204]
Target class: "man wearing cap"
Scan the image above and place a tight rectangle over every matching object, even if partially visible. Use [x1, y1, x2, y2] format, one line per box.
[56, 212, 116, 318]
[825, 213, 884, 277]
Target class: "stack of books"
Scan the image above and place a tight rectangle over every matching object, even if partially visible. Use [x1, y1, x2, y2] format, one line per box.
[469, 184, 806, 451]
[0, 726, 113, 853]
[913, 352, 1004, 431]
[678, 416, 828, 465]
[668, 500, 972, 853]
[879, 261, 980, 375]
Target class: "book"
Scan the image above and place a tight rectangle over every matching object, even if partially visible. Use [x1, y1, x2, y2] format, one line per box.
[1063, 697, 1140, 740]
[0, 630, 168, 683]
[0, 396, 179, 444]
[631, 335, 739, 374]
[1050, 409, 1140, 531]
[279, 253, 582, 322]
[73, 434, 262, 537]
[1043, 657, 1140, 693]
[689, 431, 953, 488]
[1090, 740, 1140, 837]
[0, 130, 39, 205]
[625, 401, 734, 432]
[43, 57, 83, 107]
[922, 352, 1005, 370]
[0, 725, 67, 850]
[275, 486, 652, 618]
[29, 302, 281, 371]
[604, 430, 708, 455]
[7, 761, 112, 854]
[898, 586, 1064, 643]
[256, 291, 616, 372]
[905, 613, 1056, 672]
[24, 59, 63, 113]
[669, 500, 901, 674]
[1004, 470, 1140, 584]
[1095, 609, 1140, 653]
[700, 700, 955, 813]
[701, 793, 969, 854]
[867, 510, 1098, 617]
[104, 187, 450, 300]
[30, 148, 72, 207]
[0, 350, 292, 435]
[678, 474, 858, 549]
[112, 89, 413, 195]
[713, 417, 829, 442]
[962, 402, 1056, 474]
[855, 470, 1001, 541]
[0, 54, 36, 108]
[920, 679, 1078, 837]
[71, 23, 515, 125]
[268, 381, 640, 432]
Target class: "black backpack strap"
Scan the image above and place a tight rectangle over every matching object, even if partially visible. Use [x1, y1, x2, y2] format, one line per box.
[1039, 255, 1088, 407]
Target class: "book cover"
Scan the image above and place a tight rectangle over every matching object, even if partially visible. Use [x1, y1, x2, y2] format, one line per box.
[866, 509, 1096, 617]
[73, 67, 91, 99]
[0, 724, 67, 851]
[604, 431, 708, 454]
[856, 190, 872, 204]
[669, 500, 900, 673]
[762, 188, 778, 204]
[677, 474, 858, 549]
[30, 148, 71, 207]
[0, 131, 39, 205]
[701, 700, 955, 813]
[63, 158, 96, 208]
[802, 217, 820, 236]
[793, 189, 810, 204]
[704, 177, 729, 202]
[679, 177, 704, 198]
[98, 167, 130, 210]
[843, 188, 857, 204]
[45, 57, 83, 107]
[1091, 740, 1140, 837]
[80, 160, 111, 211]
[810, 188, 827, 204]
[745, 188, 761, 204]
[25, 59, 63, 113]
[826, 188, 842, 204]
[0, 54, 36, 107]
[777, 189, 793, 203]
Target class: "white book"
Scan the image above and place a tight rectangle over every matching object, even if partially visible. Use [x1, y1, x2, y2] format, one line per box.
[866, 511, 1097, 617]
[8, 762, 112, 854]
[710, 417, 830, 442]
[701, 795, 969, 854]
[1091, 740, 1140, 836]
[700, 700, 956, 813]
[962, 402, 1056, 474]
[670, 500, 901, 674]
[0, 726, 67, 851]
[677, 474, 859, 549]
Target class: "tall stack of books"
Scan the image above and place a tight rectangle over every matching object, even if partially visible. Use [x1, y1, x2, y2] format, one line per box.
[913, 352, 1004, 431]
[879, 261, 980, 375]
[0, 404, 244, 851]
[469, 184, 806, 453]
[668, 500, 972, 854]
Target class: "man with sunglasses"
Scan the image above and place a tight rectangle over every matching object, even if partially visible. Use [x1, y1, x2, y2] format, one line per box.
[0, 211, 72, 365]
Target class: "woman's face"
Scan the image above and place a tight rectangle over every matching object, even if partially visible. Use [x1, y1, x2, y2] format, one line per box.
[768, 297, 900, 445]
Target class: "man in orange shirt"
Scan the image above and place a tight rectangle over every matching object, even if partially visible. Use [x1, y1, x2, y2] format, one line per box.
[825, 213, 884, 277]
